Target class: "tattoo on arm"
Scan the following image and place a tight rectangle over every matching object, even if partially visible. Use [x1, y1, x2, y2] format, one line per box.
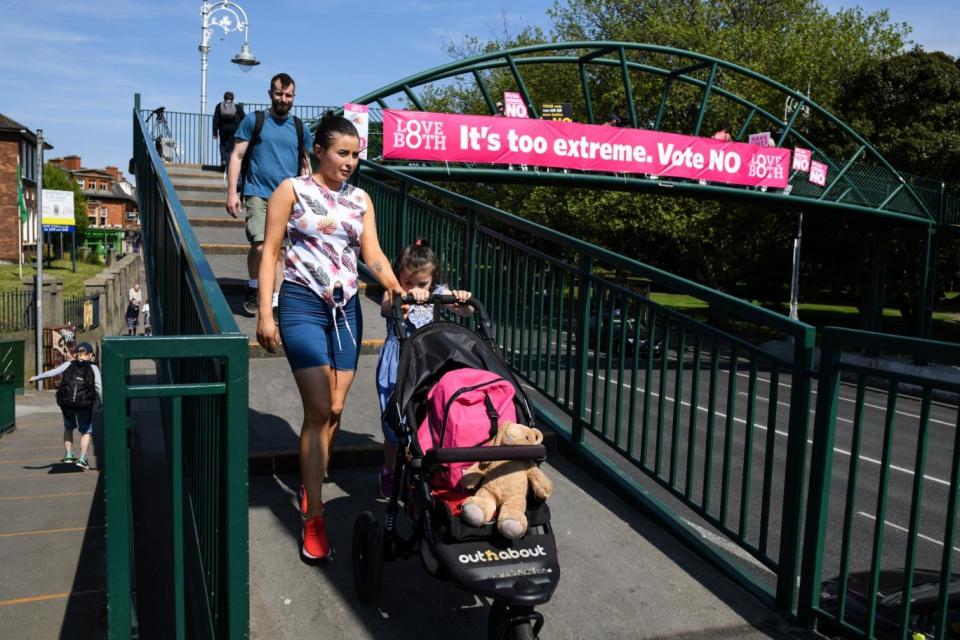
[373, 261, 383, 273]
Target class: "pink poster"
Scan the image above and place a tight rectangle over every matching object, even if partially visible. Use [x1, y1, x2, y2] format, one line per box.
[343, 103, 369, 159]
[809, 161, 828, 186]
[383, 109, 791, 188]
[792, 147, 811, 172]
[502, 92, 528, 118]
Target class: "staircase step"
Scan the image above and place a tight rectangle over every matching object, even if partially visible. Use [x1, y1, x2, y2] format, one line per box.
[201, 243, 248, 255]
[164, 163, 220, 176]
[180, 198, 223, 208]
[176, 187, 226, 200]
[192, 217, 243, 227]
[183, 205, 229, 220]
[169, 176, 226, 189]
[195, 226, 247, 244]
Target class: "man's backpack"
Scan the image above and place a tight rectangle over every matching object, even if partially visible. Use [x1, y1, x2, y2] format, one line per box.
[220, 100, 237, 120]
[56, 361, 97, 409]
[237, 111, 307, 197]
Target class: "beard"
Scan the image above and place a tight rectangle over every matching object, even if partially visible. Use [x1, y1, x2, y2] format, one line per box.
[272, 99, 292, 117]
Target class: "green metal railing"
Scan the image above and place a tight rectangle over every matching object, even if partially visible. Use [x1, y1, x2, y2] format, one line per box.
[0, 338, 25, 394]
[103, 336, 248, 640]
[138, 104, 383, 166]
[799, 328, 960, 639]
[357, 161, 817, 609]
[0, 338, 20, 436]
[101, 99, 249, 639]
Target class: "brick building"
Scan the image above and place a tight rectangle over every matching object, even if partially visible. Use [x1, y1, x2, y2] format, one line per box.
[0, 114, 51, 263]
[48, 156, 139, 229]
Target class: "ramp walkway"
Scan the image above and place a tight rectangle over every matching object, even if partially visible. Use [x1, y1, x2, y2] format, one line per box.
[164, 164, 806, 639]
[0, 164, 816, 639]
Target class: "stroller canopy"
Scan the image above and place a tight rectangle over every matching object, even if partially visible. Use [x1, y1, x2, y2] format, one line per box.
[386, 320, 534, 433]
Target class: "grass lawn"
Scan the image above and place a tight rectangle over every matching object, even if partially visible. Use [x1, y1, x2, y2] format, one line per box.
[0, 260, 108, 297]
[650, 292, 960, 343]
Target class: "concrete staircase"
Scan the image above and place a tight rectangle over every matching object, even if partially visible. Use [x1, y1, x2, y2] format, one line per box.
[165, 164, 389, 473]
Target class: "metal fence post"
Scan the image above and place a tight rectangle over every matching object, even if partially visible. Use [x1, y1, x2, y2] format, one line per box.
[775, 326, 816, 611]
[571, 256, 593, 445]
[465, 208, 478, 296]
[796, 332, 842, 623]
[103, 340, 132, 638]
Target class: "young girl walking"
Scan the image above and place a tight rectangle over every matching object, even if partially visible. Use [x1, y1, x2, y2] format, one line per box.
[375, 238, 472, 497]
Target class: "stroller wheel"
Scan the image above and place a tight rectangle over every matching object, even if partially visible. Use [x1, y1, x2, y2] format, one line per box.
[487, 602, 541, 640]
[352, 511, 384, 604]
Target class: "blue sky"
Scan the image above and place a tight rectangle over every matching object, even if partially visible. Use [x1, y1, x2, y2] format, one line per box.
[1, 0, 955, 174]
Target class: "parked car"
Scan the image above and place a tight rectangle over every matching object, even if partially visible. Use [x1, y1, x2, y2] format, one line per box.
[819, 569, 960, 639]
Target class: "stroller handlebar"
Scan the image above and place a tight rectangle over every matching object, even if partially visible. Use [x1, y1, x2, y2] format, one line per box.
[423, 444, 547, 466]
[390, 293, 494, 341]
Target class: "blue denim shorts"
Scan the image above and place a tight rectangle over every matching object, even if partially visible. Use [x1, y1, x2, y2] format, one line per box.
[278, 281, 362, 371]
[62, 407, 94, 436]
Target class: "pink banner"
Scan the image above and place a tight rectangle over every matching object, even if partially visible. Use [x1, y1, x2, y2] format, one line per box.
[344, 103, 369, 159]
[383, 110, 791, 188]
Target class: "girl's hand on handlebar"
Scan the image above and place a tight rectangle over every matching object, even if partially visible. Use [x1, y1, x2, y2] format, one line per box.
[449, 290, 471, 304]
[409, 288, 430, 304]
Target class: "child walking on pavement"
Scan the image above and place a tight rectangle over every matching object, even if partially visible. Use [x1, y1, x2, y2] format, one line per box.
[29, 342, 102, 470]
[375, 238, 472, 497]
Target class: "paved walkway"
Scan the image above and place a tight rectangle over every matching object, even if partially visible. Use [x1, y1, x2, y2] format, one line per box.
[0, 164, 823, 639]
[0, 389, 105, 640]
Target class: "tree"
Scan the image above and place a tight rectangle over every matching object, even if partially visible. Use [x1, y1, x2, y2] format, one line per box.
[831, 49, 960, 186]
[42, 163, 89, 243]
[807, 50, 960, 328]
[419, 0, 914, 302]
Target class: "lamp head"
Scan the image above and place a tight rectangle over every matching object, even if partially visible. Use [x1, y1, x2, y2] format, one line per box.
[231, 44, 259, 71]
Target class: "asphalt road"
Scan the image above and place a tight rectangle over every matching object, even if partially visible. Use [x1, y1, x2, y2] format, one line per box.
[500, 332, 960, 597]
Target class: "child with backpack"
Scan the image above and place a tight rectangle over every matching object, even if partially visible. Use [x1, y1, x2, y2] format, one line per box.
[375, 238, 473, 497]
[29, 342, 102, 470]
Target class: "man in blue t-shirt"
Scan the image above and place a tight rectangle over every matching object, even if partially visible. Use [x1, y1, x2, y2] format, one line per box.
[226, 72, 312, 314]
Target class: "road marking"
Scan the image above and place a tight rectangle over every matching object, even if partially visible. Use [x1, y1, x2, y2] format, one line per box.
[587, 371, 953, 487]
[0, 589, 102, 607]
[0, 491, 94, 502]
[0, 525, 102, 538]
[856, 511, 960, 552]
[733, 370, 958, 428]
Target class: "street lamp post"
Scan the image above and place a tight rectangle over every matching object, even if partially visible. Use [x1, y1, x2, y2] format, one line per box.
[784, 91, 810, 321]
[199, 0, 259, 164]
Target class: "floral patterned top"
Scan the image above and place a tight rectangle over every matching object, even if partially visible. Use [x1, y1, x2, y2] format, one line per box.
[283, 175, 366, 305]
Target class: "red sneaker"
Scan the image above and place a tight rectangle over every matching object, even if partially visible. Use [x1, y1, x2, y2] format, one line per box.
[301, 515, 329, 560]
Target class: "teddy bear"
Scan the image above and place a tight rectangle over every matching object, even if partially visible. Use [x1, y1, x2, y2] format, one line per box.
[459, 422, 553, 539]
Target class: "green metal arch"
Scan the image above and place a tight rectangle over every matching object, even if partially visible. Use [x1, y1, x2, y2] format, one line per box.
[349, 41, 938, 226]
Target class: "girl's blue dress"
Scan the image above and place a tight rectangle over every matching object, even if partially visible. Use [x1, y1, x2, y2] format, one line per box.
[375, 285, 450, 443]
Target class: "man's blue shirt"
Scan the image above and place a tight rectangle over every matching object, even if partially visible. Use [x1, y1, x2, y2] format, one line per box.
[235, 111, 312, 198]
